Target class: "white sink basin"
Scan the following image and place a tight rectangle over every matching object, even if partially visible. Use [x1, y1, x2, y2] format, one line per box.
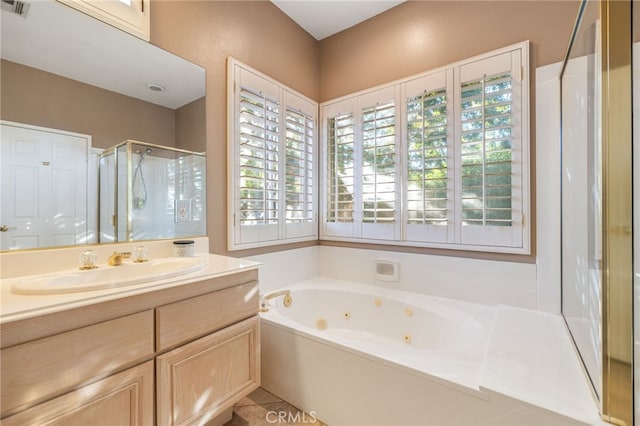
[11, 257, 207, 295]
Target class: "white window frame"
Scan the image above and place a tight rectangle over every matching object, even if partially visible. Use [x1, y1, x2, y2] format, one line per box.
[321, 87, 401, 242]
[320, 41, 530, 254]
[402, 69, 454, 244]
[57, 0, 150, 41]
[227, 58, 318, 251]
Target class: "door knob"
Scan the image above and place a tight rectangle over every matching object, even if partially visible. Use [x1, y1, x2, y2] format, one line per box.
[0, 225, 17, 232]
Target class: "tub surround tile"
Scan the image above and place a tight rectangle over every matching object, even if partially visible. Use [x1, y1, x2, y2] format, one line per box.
[480, 306, 605, 425]
[319, 246, 538, 309]
[535, 62, 563, 314]
[246, 246, 320, 294]
[247, 245, 539, 310]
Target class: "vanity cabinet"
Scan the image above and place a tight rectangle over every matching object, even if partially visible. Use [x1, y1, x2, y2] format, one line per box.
[0, 269, 260, 425]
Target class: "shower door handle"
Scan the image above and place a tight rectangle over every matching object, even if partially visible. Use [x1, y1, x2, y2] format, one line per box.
[0, 225, 17, 232]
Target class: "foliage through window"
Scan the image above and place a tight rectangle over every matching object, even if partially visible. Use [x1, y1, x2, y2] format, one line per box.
[327, 113, 355, 223]
[362, 102, 396, 224]
[238, 87, 280, 226]
[460, 72, 514, 227]
[406, 88, 448, 226]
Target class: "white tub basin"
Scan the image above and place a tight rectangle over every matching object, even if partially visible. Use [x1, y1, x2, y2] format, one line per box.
[11, 257, 206, 295]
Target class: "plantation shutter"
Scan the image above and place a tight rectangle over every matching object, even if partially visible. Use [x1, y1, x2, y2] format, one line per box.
[234, 69, 280, 245]
[403, 70, 453, 243]
[456, 49, 525, 248]
[323, 98, 357, 238]
[358, 87, 400, 240]
[284, 92, 317, 239]
[229, 59, 318, 249]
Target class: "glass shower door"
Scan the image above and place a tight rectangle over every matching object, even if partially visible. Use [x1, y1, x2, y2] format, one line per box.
[561, 1, 634, 424]
[560, 0, 603, 402]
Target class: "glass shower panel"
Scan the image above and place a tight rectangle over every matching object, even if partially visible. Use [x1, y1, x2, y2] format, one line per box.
[560, 0, 602, 401]
[99, 149, 116, 243]
[116, 143, 129, 241]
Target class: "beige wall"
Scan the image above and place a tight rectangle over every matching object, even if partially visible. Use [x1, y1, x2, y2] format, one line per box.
[152, 0, 579, 259]
[151, 0, 320, 256]
[1, 60, 176, 149]
[175, 96, 206, 153]
[319, 1, 579, 101]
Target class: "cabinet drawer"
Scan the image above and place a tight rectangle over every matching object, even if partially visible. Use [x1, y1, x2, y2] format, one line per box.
[1, 310, 154, 417]
[156, 280, 258, 351]
[1, 360, 154, 426]
[157, 316, 260, 426]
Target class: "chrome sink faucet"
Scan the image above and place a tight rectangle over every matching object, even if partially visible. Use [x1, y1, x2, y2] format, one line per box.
[107, 251, 131, 266]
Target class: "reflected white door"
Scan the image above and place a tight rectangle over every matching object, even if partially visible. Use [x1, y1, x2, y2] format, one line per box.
[0, 123, 89, 250]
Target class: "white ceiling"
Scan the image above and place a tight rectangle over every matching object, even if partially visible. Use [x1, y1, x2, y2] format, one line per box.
[272, 0, 406, 40]
[1, 0, 204, 109]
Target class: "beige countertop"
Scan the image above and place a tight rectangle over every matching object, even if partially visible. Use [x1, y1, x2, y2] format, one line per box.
[0, 253, 261, 324]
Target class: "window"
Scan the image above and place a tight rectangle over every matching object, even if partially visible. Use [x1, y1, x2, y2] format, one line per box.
[323, 87, 400, 241]
[321, 42, 530, 253]
[326, 112, 355, 224]
[57, 0, 149, 41]
[228, 59, 317, 250]
[404, 70, 453, 244]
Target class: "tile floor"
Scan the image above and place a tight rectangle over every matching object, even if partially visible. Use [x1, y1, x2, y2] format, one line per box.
[224, 388, 327, 426]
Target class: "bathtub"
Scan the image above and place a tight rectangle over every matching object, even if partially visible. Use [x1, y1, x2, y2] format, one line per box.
[261, 278, 494, 390]
[260, 278, 598, 426]
[261, 278, 501, 425]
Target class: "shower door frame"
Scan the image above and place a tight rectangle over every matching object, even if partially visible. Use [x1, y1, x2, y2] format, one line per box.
[599, 1, 633, 424]
[560, 1, 633, 424]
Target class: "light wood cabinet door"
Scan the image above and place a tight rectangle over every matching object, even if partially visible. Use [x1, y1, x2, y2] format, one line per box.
[1, 360, 154, 426]
[157, 316, 260, 426]
[1, 310, 154, 417]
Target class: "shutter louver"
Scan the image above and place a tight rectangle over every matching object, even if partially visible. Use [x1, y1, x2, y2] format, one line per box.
[406, 88, 448, 225]
[239, 87, 280, 226]
[285, 108, 314, 224]
[460, 72, 513, 227]
[327, 113, 355, 223]
[362, 102, 396, 224]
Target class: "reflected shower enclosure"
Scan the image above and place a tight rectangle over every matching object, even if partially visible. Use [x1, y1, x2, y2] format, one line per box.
[99, 140, 206, 242]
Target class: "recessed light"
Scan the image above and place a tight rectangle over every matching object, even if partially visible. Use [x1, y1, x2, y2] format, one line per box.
[147, 83, 165, 92]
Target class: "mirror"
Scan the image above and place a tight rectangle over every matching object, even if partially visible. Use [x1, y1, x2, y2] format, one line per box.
[0, 0, 206, 251]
